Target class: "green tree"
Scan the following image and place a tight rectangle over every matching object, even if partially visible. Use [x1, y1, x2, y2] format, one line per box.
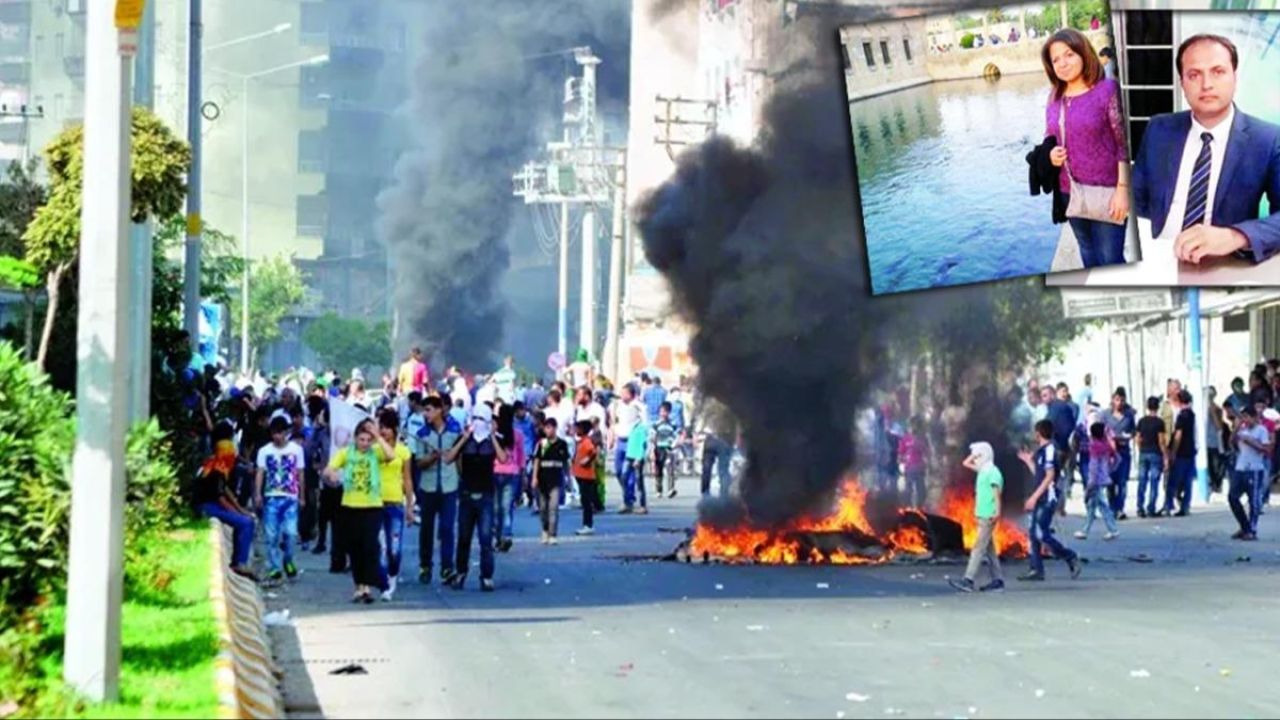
[23, 108, 190, 370]
[0, 159, 47, 359]
[227, 255, 305, 371]
[302, 312, 391, 375]
[154, 214, 245, 307]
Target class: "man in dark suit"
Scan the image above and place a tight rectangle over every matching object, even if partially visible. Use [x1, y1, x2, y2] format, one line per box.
[1131, 34, 1280, 266]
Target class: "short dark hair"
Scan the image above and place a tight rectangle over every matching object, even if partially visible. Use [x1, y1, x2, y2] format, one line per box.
[269, 417, 290, 435]
[424, 396, 444, 411]
[1176, 33, 1238, 77]
[1099, 46, 1115, 60]
[660, 401, 672, 413]
[1146, 396, 1160, 412]
[1034, 419, 1054, 440]
[378, 407, 400, 430]
[1090, 422, 1106, 441]
[1232, 376, 1245, 387]
[1177, 389, 1193, 405]
[575, 420, 592, 436]
[407, 391, 424, 406]
[1113, 387, 1127, 400]
[544, 417, 559, 429]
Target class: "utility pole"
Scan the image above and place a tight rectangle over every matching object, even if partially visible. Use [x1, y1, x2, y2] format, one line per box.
[129, 0, 156, 421]
[1187, 288, 1209, 503]
[183, 0, 203, 359]
[602, 165, 626, 383]
[512, 47, 625, 367]
[64, 0, 140, 701]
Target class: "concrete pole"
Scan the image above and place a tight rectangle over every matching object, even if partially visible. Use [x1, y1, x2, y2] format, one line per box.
[1188, 288, 1209, 503]
[579, 206, 596, 359]
[602, 168, 625, 383]
[183, 0, 203, 358]
[64, 1, 134, 701]
[1059, 0, 1069, 30]
[129, 0, 156, 422]
[240, 76, 251, 374]
[557, 201, 569, 359]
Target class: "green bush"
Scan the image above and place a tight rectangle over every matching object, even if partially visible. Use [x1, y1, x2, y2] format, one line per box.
[122, 418, 187, 600]
[960, 32, 976, 49]
[0, 341, 74, 623]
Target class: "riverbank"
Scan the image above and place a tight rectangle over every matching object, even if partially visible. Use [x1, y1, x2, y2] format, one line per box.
[0, 523, 220, 719]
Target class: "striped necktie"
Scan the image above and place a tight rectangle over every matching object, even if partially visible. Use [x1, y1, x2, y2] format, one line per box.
[1181, 131, 1214, 230]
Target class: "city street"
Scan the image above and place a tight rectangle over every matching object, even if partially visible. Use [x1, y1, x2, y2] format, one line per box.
[270, 476, 1280, 719]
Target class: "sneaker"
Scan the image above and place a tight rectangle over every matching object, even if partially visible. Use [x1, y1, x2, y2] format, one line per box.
[441, 568, 457, 585]
[1073, 531, 1087, 540]
[1067, 557, 1082, 579]
[311, 543, 327, 555]
[1242, 532, 1258, 541]
[618, 507, 634, 515]
[501, 539, 514, 552]
[380, 589, 394, 602]
[979, 579, 1005, 593]
[230, 565, 259, 582]
[480, 578, 495, 592]
[419, 568, 433, 584]
[329, 565, 348, 574]
[635, 506, 649, 515]
[1174, 511, 1189, 517]
[548, 536, 559, 545]
[541, 531, 550, 544]
[361, 592, 376, 605]
[1231, 530, 1246, 540]
[265, 570, 284, 584]
[947, 578, 976, 593]
[284, 561, 299, 579]
[1117, 512, 1128, 521]
[388, 576, 398, 595]
[667, 489, 678, 499]
[1137, 510, 1147, 518]
[449, 573, 467, 591]
[1016, 572, 1045, 582]
[575, 526, 595, 536]
[1103, 531, 1119, 541]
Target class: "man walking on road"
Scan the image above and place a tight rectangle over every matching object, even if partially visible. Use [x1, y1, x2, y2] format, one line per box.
[1018, 420, 1081, 582]
[416, 396, 463, 586]
[1161, 389, 1197, 517]
[611, 383, 642, 512]
[949, 442, 1005, 593]
[1230, 406, 1272, 540]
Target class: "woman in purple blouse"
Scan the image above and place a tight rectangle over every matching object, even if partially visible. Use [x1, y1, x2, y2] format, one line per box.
[1041, 28, 1130, 268]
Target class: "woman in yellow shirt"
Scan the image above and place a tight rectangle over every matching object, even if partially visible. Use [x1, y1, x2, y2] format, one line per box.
[324, 418, 394, 604]
[376, 408, 415, 601]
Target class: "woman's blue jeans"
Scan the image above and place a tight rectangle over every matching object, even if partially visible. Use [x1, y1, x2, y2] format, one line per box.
[1068, 217, 1127, 268]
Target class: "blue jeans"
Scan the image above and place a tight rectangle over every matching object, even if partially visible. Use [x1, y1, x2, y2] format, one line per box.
[701, 436, 733, 497]
[493, 473, 520, 541]
[1107, 448, 1131, 515]
[262, 496, 299, 573]
[419, 491, 457, 578]
[621, 457, 647, 509]
[1137, 451, 1163, 515]
[1228, 469, 1263, 534]
[905, 468, 926, 507]
[1164, 457, 1195, 514]
[1082, 487, 1117, 535]
[1068, 217, 1127, 268]
[456, 491, 495, 581]
[379, 504, 405, 582]
[199, 502, 254, 568]
[1029, 499, 1076, 576]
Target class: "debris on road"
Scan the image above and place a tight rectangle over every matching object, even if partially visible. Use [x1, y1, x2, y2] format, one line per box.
[1127, 554, 1154, 563]
[845, 692, 870, 702]
[816, 582, 830, 589]
[883, 707, 904, 715]
[1005, 650, 1020, 657]
[1219, 668, 1232, 677]
[545, 578, 553, 584]
[263, 609, 292, 627]
[746, 625, 767, 632]
[715, 583, 725, 591]
[330, 663, 367, 676]
[1034, 689, 1045, 699]
[1129, 669, 1151, 678]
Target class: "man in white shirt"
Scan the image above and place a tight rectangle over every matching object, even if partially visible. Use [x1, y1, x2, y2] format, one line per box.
[610, 384, 642, 506]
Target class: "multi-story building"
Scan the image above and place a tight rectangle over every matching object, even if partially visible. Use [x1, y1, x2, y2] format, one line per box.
[0, 0, 34, 165]
[293, 0, 408, 323]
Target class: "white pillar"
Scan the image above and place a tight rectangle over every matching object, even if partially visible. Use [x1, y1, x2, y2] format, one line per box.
[557, 201, 569, 359]
[579, 206, 596, 358]
[603, 168, 625, 383]
[239, 77, 251, 374]
[64, 1, 134, 701]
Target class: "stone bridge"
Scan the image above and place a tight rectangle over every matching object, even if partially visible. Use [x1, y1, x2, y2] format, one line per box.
[925, 29, 1111, 82]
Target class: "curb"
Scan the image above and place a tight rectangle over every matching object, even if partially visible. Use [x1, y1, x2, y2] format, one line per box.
[209, 521, 284, 719]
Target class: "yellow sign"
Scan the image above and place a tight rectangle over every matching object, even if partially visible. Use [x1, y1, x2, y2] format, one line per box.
[185, 213, 202, 236]
[115, 0, 146, 30]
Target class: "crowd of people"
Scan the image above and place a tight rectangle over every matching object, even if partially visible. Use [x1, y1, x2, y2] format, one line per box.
[189, 347, 743, 601]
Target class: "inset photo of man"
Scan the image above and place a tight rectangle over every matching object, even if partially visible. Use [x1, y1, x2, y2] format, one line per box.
[1050, 11, 1280, 287]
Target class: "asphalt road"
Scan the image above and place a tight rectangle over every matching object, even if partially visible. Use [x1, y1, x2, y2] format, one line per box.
[269, 476, 1280, 719]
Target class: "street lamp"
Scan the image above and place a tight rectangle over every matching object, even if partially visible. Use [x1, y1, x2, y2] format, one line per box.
[204, 22, 292, 54]
[211, 54, 329, 374]
[184, 17, 296, 358]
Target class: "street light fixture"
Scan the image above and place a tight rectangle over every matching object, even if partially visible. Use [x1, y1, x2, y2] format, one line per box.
[203, 22, 293, 54]
[209, 53, 329, 373]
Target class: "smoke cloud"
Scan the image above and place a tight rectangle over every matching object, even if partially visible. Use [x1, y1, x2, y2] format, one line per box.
[378, 1, 628, 371]
[633, 0, 1031, 528]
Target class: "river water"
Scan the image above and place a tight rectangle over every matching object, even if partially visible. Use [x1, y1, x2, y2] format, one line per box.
[852, 73, 1063, 295]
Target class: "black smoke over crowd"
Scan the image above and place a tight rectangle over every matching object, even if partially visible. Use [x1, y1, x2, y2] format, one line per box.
[378, 0, 629, 370]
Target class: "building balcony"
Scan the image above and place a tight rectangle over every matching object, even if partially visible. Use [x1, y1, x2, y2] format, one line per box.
[63, 54, 84, 79]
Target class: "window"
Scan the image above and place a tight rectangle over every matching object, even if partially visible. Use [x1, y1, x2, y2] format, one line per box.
[881, 40, 891, 65]
[842, 43, 852, 71]
[296, 194, 327, 238]
[903, 38, 912, 62]
[297, 130, 324, 173]
[862, 41, 875, 68]
[1119, 10, 1175, 157]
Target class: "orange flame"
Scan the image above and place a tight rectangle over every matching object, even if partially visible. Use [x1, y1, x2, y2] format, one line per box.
[687, 475, 1028, 565]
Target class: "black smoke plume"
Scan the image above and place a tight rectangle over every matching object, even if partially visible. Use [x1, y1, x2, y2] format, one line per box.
[633, 1, 1032, 529]
[378, 1, 628, 371]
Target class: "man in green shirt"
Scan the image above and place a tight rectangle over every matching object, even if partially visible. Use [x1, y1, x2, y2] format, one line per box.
[949, 441, 1006, 593]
